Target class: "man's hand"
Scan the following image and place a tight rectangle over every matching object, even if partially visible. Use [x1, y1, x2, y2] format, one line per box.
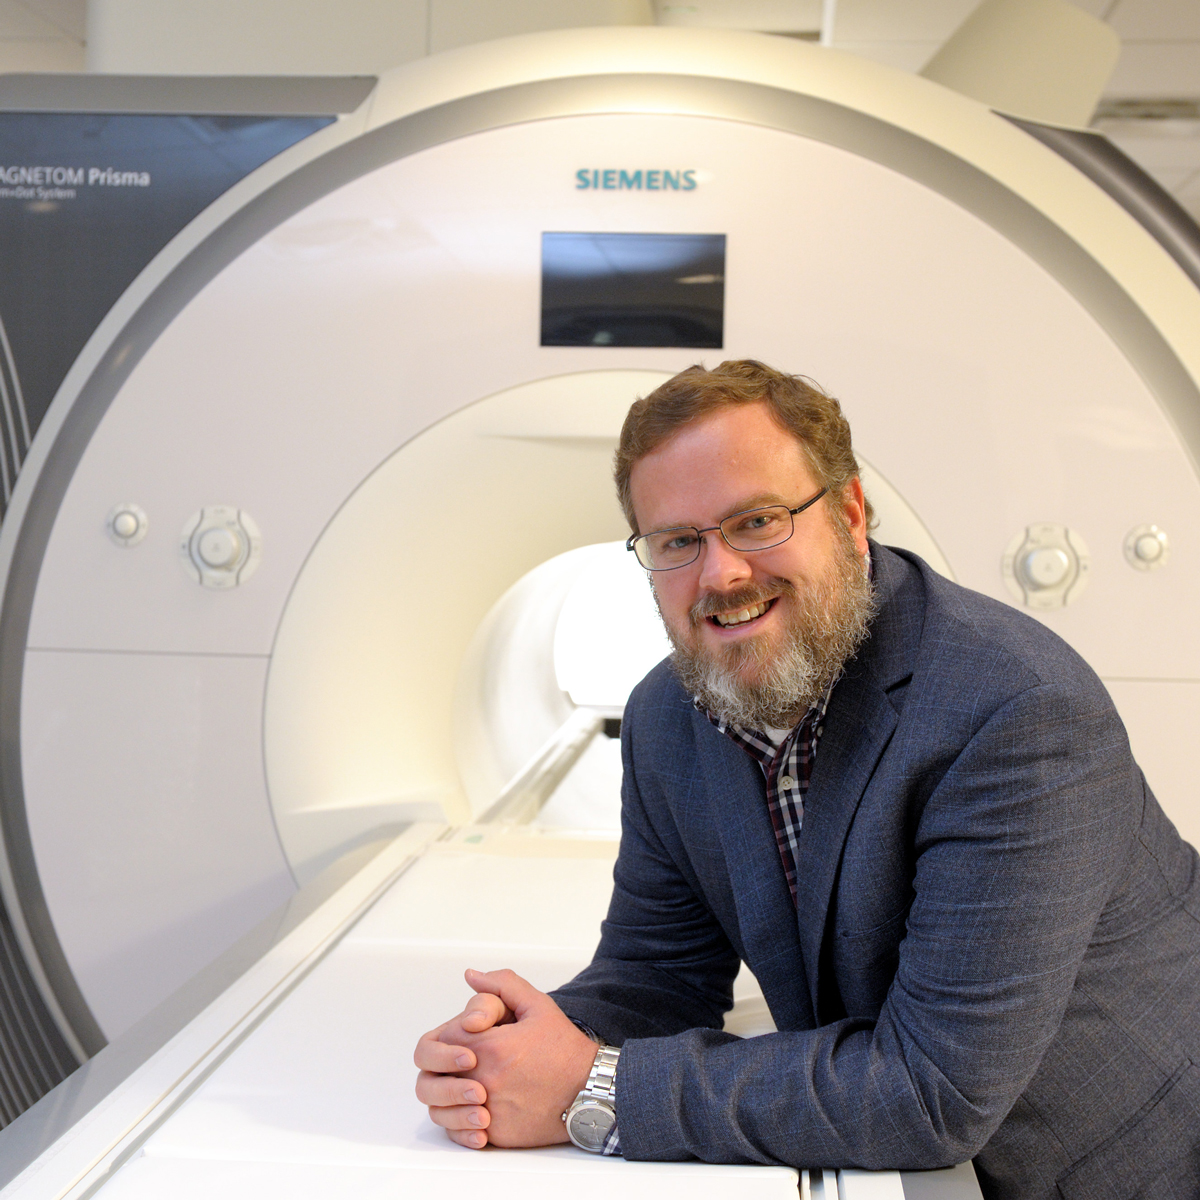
[414, 967, 598, 1149]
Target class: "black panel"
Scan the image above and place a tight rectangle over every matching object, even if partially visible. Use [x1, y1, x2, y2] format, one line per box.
[541, 231, 725, 348]
[0, 902, 78, 1124]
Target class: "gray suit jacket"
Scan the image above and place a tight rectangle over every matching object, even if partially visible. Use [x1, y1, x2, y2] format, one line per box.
[553, 544, 1200, 1199]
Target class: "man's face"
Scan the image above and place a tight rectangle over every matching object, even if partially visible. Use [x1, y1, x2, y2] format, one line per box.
[628, 401, 873, 729]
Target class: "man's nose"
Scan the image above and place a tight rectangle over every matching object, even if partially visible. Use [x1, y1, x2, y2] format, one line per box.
[697, 532, 753, 591]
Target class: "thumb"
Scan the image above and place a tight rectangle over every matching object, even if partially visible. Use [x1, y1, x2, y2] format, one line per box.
[464, 967, 542, 1020]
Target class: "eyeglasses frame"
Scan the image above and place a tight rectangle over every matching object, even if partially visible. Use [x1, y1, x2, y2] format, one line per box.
[626, 486, 830, 571]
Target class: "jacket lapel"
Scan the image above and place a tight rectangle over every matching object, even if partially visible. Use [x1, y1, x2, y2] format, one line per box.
[793, 678, 899, 1018]
[696, 722, 816, 1031]
[792, 545, 923, 1020]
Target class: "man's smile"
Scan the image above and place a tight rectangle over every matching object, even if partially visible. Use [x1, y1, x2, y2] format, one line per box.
[709, 597, 778, 629]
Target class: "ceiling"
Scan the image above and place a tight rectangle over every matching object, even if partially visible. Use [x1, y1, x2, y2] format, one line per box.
[0, 0, 1198, 216]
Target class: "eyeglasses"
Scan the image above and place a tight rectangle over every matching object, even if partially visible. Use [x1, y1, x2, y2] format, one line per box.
[627, 487, 829, 571]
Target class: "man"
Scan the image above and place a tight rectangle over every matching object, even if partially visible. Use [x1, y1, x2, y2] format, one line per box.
[416, 360, 1200, 1198]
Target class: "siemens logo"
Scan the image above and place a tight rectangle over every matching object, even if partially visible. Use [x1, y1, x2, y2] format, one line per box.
[576, 168, 697, 192]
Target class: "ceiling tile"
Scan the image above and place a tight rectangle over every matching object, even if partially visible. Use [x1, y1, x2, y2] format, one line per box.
[1106, 42, 1200, 96]
[830, 0, 977, 43]
[653, 0, 821, 30]
[1108, 0, 1200, 41]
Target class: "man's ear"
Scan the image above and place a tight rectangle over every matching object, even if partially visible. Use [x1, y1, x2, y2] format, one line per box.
[840, 477, 870, 556]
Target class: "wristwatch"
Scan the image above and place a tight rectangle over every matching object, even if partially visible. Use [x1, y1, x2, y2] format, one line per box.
[562, 1044, 620, 1152]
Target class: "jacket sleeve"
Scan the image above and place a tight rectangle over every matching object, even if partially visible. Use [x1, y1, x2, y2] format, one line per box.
[559, 674, 1140, 1170]
[550, 690, 742, 1040]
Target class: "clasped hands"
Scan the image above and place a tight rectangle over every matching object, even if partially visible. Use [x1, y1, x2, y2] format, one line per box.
[414, 967, 598, 1149]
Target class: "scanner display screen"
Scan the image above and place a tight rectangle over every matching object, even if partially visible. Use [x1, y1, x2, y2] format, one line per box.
[540, 232, 725, 348]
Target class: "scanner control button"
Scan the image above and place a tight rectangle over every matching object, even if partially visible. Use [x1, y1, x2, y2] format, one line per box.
[197, 527, 241, 568]
[180, 506, 263, 589]
[1124, 525, 1168, 570]
[107, 503, 148, 547]
[1002, 524, 1089, 610]
[112, 511, 138, 539]
[1135, 535, 1162, 562]
[1118, 525, 1166, 571]
[1021, 547, 1070, 590]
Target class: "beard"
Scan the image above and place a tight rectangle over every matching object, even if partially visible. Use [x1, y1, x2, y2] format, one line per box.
[662, 519, 876, 731]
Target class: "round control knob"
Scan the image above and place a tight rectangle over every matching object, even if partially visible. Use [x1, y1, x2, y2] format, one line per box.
[106, 502, 149, 547]
[1135, 535, 1163, 563]
[1123, 524, 1169, 572]
[180, 506, 262, 589]
[1021, 547, 1070, 590]
[196, 527, 242, 569]
[112, 511, 138, 539]
[1002, 524, 1089, 609]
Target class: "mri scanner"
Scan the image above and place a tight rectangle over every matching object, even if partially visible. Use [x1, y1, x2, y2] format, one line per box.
[0, 23, 1199, 1198]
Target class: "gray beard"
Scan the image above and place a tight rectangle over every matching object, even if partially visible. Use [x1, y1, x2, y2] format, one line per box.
[663, 526, 876, 731]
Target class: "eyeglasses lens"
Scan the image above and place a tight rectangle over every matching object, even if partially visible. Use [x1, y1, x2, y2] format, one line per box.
[638, 528, 699, 570]
[721, 506, 792, 550]
[634, 506, 794, 570]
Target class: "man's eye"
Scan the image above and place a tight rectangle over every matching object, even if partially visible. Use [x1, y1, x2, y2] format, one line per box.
[663, 533, 697, 551]
[734, 511, 781, 534]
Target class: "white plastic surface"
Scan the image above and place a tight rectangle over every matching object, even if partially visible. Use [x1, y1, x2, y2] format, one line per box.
[1105, 680, 1200, 850]
[21, 649, 295, 1038]
[837, 1166, 907, 1198]
[553, 542, 672, 709]
[533, 731, 624, 832]
[109, 833, 802, 1198]
[99, 1158, 793, 1200]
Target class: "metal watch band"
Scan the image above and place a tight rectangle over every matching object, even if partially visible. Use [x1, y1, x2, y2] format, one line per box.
[583, 1045, 620, 1101]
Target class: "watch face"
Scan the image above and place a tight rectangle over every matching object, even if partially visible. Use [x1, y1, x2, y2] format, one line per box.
[567, 1098, 616, 1152]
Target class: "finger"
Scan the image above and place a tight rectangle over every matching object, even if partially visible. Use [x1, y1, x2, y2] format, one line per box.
[446, 1128, 488, 1150]
[415, 1071, 487, 1108]
[414, 1032, 476, 1073]
[464, 967, 542, 1020]
[459, 989, 510, 1033]
[426, 1101, 491, 1133]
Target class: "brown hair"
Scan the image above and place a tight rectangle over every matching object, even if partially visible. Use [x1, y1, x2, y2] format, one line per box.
[615, 359, 875, 533]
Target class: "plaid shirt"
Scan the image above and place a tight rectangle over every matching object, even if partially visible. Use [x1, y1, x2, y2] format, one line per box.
[700, 683, 834, 907]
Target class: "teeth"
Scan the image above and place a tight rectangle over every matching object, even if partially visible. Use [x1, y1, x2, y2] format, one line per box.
[715, 601, 768, 627]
